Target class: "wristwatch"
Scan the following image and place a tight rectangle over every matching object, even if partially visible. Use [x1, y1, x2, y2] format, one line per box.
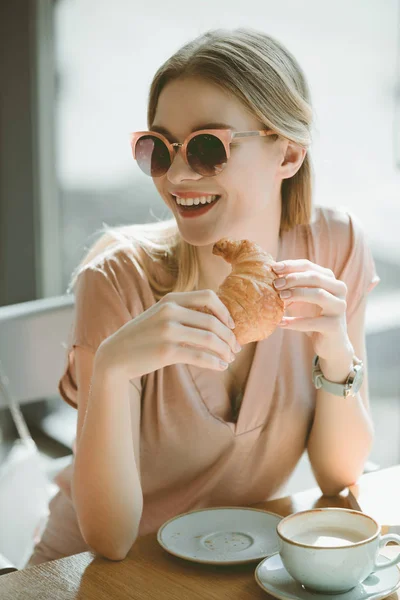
[312, 355, 364, 398]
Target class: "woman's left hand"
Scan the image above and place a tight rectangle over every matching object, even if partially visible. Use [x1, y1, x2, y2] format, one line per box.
[271, 259, 354, 361]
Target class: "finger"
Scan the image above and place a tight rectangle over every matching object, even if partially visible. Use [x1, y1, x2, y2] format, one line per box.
[279, 287, 346, 317]
[274, 272, 347, 298]
[173, 323, 235, 365]
[278, 315, 341, 333]
[271, 259, 335, 279]
[157, 306, 239, 361]
[164, 290, 235, 329]
[178, 306, 241, 353]
[157, 301, 240, 354]
[178, 325, 236, 363]
[173, 346, 230, 371]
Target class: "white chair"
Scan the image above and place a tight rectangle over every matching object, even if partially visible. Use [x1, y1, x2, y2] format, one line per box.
[0, 295, 74, 408]
[0, 295, 76, 570]
[0, 293, 77, 469]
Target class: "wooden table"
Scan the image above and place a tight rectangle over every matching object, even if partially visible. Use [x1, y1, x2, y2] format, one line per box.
[1, 467, 400, 600]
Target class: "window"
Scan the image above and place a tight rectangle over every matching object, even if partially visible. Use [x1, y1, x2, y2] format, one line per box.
[54, 0, 400, 292]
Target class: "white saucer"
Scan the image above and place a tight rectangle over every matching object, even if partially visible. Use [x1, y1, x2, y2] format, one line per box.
[157, 507, 282, 565]
[255, 553, 400, 600]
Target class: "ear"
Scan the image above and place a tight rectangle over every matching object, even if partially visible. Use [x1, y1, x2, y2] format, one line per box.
[279, 141, 307, 180]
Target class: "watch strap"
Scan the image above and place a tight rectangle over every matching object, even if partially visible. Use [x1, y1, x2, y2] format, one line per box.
[312, 355, 363, 398]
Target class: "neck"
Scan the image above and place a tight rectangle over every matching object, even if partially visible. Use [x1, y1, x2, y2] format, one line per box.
[196, 201, 282, 292]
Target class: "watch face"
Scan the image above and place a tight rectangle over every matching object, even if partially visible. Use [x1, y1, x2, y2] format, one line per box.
[352, 365, 364, 393]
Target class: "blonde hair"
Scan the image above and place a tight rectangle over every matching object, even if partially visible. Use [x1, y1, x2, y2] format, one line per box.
[69, 27, 314, 299]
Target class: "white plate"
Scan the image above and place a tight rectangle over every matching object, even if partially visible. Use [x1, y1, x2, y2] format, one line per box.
[255, 553, 400, 600]
[157, 507, 282, 565]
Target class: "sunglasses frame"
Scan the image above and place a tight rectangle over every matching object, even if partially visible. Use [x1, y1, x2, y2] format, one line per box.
[130, 128, 277, 177]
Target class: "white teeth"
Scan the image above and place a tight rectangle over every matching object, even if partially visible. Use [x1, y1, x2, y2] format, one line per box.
[174, 194, 219, 206]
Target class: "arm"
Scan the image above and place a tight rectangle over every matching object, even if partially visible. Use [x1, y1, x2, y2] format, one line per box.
[72, 346, 143, 561]
[307, 296, 374, 496]
[70, 287, 239, 560]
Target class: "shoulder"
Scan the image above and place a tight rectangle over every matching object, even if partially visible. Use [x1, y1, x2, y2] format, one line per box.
[311, 205, 368, 241]
[310, 205, 352, 238]
[75, 234, 146, 292]
[307, 206, 369, 272]
[70, 223, 176, 309]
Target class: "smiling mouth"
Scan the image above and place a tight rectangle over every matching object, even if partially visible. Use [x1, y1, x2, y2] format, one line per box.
[172, 194, 221, 208]
[171, 194, 222, 217]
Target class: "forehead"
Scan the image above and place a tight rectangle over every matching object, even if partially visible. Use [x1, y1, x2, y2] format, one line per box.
[152, 77, 260, 136]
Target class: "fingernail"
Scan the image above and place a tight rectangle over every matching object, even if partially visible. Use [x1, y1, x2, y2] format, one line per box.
[234, 341, 242, 353]
[280, 289, 291, 298]
[219, 361, 229, 369]
[273, 262, 285, 271]
[274, 278, 286, 289]
[229, 317, 235, 329]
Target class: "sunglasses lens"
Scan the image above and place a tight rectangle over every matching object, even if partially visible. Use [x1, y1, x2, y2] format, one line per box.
[135, 135, 170, 177]
[187, 134, 227, 176]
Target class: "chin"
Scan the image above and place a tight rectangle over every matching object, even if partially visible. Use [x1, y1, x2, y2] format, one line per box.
[176, 220, 234, 248]
[178, 230, 218, 247]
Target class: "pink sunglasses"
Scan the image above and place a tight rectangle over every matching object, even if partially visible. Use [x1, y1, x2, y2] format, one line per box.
[130, 128, 277, 178]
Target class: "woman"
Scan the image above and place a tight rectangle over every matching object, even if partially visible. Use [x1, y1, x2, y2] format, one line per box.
[27, 27, 379, 565]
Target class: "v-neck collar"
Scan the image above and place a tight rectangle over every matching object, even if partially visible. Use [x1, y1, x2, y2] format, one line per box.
[187, 328, 284, 436]
[186, 232, 286, 436]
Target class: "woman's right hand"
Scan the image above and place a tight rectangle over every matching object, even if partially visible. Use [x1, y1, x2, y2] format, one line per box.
[96, 289, 242, 381]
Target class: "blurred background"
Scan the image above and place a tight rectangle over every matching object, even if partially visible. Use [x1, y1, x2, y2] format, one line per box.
[0, 0, 399, 567]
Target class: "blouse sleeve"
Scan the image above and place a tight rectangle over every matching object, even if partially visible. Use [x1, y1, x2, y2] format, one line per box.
[334, 212, 380, 323]
[58, 251, 145, 408]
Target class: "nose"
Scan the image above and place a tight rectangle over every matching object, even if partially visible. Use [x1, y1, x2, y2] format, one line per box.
[166, 148, 203, 184]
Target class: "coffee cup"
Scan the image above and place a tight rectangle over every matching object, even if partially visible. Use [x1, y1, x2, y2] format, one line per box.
[276, 507, 400, 593]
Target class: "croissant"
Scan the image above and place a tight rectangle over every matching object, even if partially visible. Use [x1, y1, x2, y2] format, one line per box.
[207, 238, 284, 345]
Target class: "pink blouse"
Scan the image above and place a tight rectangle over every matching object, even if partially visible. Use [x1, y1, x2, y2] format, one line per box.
[28, 206, 380, 565]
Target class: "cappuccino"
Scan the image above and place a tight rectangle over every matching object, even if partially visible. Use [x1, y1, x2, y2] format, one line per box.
[293, 527, 366, 547]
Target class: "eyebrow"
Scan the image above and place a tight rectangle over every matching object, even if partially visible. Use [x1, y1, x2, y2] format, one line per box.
[150, 122, 234, 139]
